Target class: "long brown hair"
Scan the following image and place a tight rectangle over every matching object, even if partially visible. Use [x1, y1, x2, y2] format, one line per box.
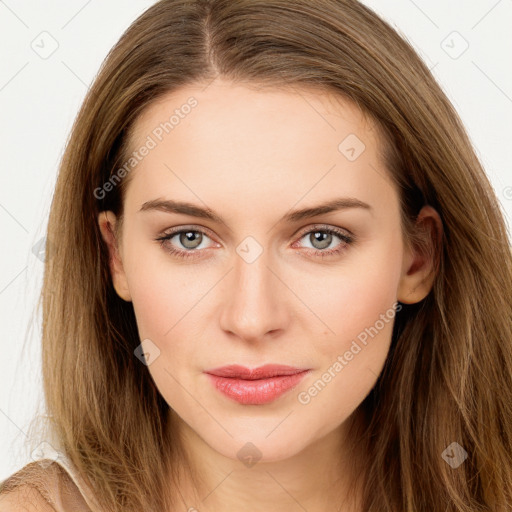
[2, 0, 511, 510]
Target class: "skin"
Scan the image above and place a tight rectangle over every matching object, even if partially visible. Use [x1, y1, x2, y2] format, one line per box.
[98, 78, 442, 512]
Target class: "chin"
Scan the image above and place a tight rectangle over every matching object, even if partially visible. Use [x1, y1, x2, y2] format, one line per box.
[203, 425, 311, 464]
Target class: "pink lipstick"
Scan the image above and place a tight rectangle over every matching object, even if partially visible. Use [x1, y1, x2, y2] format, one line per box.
[204, 364, 310, 405]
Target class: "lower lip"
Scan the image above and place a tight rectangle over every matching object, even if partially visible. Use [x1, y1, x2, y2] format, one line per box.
[205, 371, 310, 405]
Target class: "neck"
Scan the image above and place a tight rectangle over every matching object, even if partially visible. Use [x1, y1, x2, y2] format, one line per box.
[169, 411, 365, 512]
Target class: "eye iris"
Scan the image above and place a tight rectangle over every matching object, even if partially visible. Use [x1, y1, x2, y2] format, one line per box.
[180, 231, 202, 249]
[310, 231, 332, 250]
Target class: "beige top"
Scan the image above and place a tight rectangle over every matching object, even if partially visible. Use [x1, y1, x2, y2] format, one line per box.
[0, 440, 101, 511]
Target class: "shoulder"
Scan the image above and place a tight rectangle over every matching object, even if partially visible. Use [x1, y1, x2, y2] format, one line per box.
[0, 460, 89, 512]
[0, 485, 55, 511]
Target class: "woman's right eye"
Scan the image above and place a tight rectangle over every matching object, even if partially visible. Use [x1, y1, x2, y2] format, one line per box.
[155, 228, 215, 260]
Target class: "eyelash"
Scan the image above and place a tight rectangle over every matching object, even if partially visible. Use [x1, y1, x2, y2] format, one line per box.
[155, 224, 355, 260]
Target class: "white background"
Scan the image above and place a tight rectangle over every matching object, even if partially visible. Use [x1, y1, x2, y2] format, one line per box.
[1, 0, 511, 481]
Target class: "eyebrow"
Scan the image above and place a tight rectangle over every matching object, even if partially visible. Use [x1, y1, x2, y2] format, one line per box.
[138, 197, 372, 225]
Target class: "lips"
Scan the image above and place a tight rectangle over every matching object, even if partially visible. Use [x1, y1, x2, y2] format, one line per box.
[204, 364, 311, 405]
[205, 364, 307, 379]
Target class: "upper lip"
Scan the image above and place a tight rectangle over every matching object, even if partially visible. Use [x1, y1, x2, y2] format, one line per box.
[204, 364, 309, 380]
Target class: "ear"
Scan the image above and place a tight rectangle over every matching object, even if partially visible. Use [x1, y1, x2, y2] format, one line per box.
[97, 211, 132, 302]
[397, 205, 443, 304]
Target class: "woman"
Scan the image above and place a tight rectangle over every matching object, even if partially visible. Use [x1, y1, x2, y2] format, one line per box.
[1, 0, 511, 511]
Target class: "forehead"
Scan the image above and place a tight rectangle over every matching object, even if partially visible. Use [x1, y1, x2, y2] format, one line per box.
[122, 79, 396, 218]
[130, 79, 379, 151]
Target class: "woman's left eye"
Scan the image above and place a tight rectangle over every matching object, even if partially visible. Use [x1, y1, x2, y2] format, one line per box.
[155, 224, 354, 260]
[293, 225, 354, 257]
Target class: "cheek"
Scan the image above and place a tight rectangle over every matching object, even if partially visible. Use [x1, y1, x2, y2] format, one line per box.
[294, 236, 402, 357]
[125, 259, 207, 404]
[121, 229, 209, 340]
[129, 276, 191, 336]
[294, 242, 402, 426]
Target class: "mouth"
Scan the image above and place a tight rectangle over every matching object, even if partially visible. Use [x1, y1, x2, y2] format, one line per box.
[204, 364, 311, 405]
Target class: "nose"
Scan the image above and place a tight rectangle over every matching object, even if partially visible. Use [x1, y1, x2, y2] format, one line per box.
[219, 249, 291, 344]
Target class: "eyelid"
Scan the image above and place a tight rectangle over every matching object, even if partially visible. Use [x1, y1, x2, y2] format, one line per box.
[293, 223, 353, 240]
[159, 224, 218, 241]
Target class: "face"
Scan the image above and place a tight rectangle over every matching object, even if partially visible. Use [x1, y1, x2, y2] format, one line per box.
[99, 78, 435, 464]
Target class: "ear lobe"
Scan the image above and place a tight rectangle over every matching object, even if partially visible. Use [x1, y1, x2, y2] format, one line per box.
[397, 205, 443, 304]
[97, 211, 132, 302]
